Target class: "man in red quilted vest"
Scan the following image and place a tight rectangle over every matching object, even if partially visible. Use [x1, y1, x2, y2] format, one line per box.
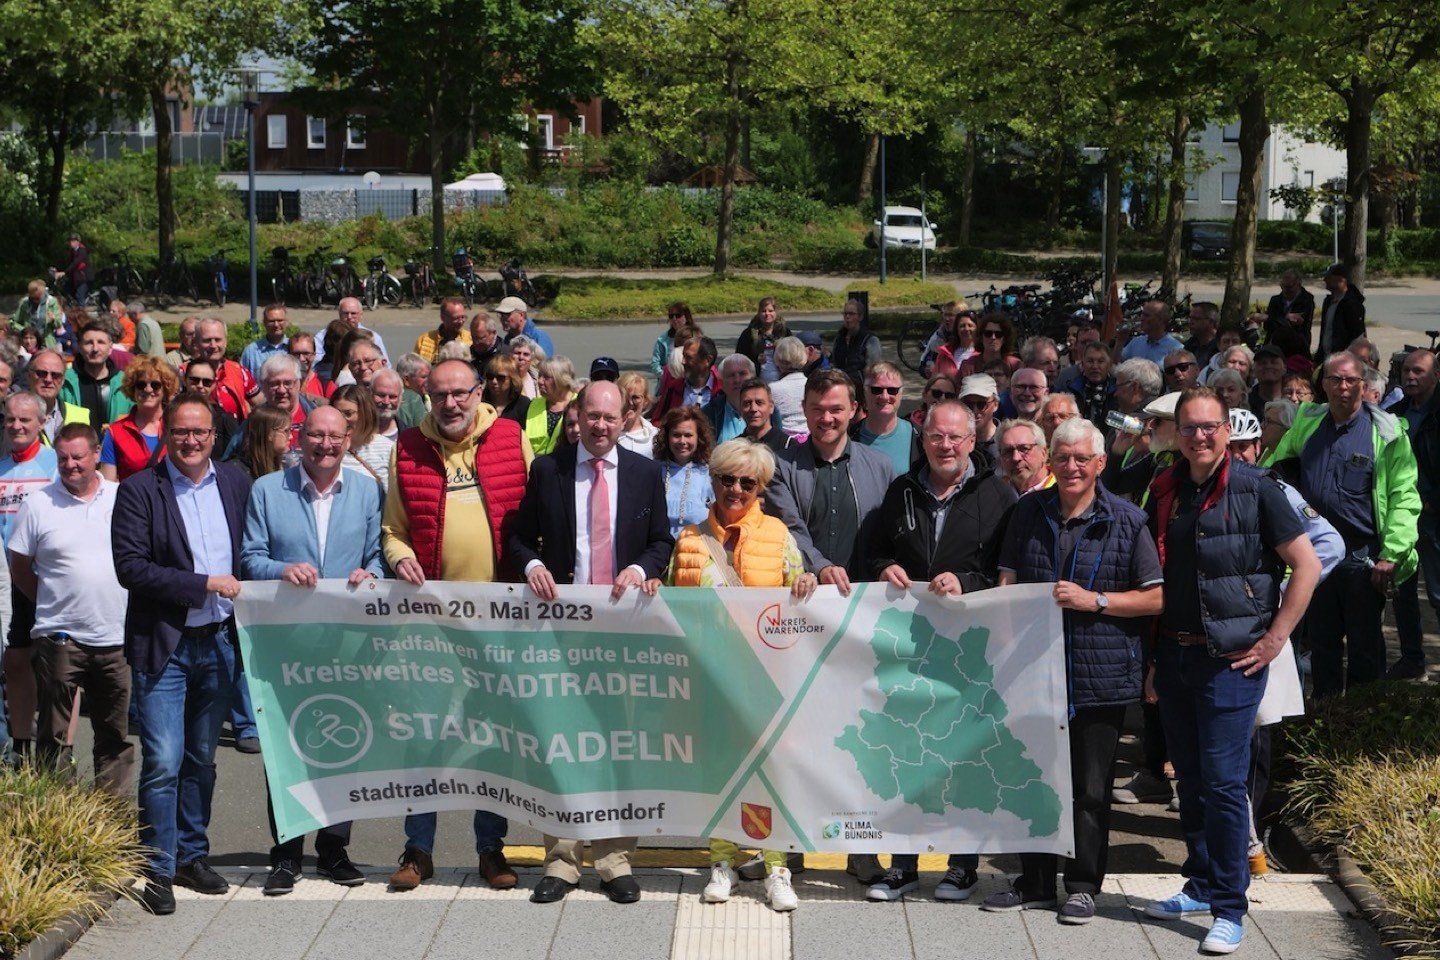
[381, 358, 533, 892]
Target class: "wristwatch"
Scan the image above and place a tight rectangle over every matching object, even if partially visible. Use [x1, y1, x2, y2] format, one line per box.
[1095, 592, 1109, 613]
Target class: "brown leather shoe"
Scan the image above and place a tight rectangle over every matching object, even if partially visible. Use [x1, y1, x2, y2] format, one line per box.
[388, 848, 434, 890]
[478, 849, 518, 889]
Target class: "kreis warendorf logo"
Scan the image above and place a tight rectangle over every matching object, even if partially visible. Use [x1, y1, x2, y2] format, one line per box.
[755, 604, 824, 651]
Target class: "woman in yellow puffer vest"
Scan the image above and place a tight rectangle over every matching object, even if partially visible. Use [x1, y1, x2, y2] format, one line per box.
[665, 438, 816, 912]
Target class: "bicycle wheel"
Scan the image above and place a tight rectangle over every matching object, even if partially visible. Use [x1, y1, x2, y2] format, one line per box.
[461, 276, 474, 309]
[214, 275, 227, 308]
[896, 318, 934, 374]
[272, 275, 287, 306]
[363, 277, 378, 311]
[519, 278, 538, 307]
[181, 270, 199, 306]
[123, 267, 145, 299]
[381, 276, 403, 306]
[149, 273, 173, 311]
[303, 273, 323, 308]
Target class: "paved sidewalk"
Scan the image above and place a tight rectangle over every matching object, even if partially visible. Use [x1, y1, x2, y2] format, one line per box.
[69, 866, 1390, 960]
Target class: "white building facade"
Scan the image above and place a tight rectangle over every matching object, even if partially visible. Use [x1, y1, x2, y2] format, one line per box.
[1184, 123, 1347, 223]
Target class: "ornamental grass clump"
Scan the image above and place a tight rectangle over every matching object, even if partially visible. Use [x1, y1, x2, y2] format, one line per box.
[1278, 682, 1440, 956]
[0, 767, 146, 958]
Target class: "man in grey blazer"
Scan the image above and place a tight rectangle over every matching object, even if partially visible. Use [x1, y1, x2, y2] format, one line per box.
[241, 405, 386, 896]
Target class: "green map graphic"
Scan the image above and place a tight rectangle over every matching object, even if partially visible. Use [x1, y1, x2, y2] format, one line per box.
[834, 609, 1063, 836]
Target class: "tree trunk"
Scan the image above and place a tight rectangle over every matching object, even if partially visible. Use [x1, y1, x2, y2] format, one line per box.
[1221, 87, 1268, 327]
[1160, 107, 1190, 298]
[959, 128, 976, 247]
[857, 131, 879, 205]
[1045, 146, 1063, 231]
[714, 56, 740, 276]
[430, 110, 446, 274]
[1103, 151, 1121, 282]
[1377, 190, 1397, 260]
[1404, 149, 1422, 228]
[151, 85, 175, 265]
[1341, 82, 1376, 288]
[44, 121, 66, 228]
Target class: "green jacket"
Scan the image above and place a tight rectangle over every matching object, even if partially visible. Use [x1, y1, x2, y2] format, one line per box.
[1263, 400, 1419, 583]
[60, 365, 135, 426]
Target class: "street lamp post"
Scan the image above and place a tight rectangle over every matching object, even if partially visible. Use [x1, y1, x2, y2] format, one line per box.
[239, 67, 260, 331]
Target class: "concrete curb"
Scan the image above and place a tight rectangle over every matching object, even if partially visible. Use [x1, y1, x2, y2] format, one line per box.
[12, 891, 116, 960]
[1332, 848, 1431, 957]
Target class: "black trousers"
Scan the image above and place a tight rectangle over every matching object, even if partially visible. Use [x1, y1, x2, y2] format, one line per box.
[266, 773, 353, 866]
[1017, 703, 1125, 897]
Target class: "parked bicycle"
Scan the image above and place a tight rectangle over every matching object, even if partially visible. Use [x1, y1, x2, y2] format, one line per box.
[499, 256, 537, 307]
[327, 249, 359, 303]
[452, 247, 482, 308]
[207, 252, 230, 308]
[100, 248, 147, 303]
[270, 246, 298, 305]
[405, 251, 436, 308]
[296, 250, 330, 308]
[361, 255, 404, 310]
[148, 251, 199, 310]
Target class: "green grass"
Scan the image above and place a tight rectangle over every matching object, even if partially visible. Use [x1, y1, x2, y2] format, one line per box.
[1277, 682, 1440, 955]
[544, 274, 844, 321]
[0, 767, 147, 958]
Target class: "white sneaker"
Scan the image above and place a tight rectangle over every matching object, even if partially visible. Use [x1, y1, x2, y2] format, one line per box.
[703, 862, 737, 903]
[765, 867, 798, 911]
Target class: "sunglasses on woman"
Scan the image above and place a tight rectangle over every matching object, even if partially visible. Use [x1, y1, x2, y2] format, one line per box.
[717, 475, 759, 492]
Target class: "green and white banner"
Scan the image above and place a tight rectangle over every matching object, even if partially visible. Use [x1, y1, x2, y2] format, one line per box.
[236, 581, 1073, 856]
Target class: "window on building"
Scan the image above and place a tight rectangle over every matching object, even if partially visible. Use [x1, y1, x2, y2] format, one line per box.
[1221, 122, 1241, 142]
[1185, 178, 1199, 202]
[1221, 172, 1240, 203]
[573, 115, 586, 136]
[306, 116, 326, 150]
[537, 115, 555, 149]
[346, 117, 366, 149]
[266, 115, 287, 149]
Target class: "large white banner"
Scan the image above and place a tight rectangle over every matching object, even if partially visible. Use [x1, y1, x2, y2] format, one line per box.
[237, 581, 1073, 856]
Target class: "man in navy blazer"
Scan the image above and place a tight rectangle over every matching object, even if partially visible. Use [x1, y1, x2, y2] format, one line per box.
[508, 380, 673, 905]
[112, 392, 252, 916]
[240, 405, 384, 896]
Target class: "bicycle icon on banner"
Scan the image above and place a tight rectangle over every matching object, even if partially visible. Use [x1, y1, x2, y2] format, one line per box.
[288, 694, 373, 769]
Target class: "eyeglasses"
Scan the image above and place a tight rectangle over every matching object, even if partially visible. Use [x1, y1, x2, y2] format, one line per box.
[186, 376, 216, 387]
[1053, 453, 1099, 466]
[168, 427, 214, 440]
[867, 385, 901, 397]
[30, 369, 64, 380]
[1178, 421, 1227, 438]
[929, 389, 957, 400]
[717, 474, 760, 492]
[133, 380, 164, 392]
[264, 379, 297, 389]
[486, 373, 510, 382]
[667, 312, 686, 319]
[1000, 443, 1040, 457]
[924, 432, 974, 446]
[1164, 362, 1195, 375]
[1011, 383, 1044, 393]
[289, 350, 315, 359]
[962, 398, 991, 411]
[304, 431, 348, 443]
[1323, 375, 1363, 388]
[351, 356, 383, 368]
[982, 330, 1005, 339]
[429, 386, 477, 403]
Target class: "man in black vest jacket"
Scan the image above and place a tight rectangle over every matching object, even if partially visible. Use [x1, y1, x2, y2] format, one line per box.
[1141, 387, 1319, 954]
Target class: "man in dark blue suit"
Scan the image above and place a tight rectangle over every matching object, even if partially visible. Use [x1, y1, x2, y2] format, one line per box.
[112, 392, 252, 916]
[508, 380, 674, 905]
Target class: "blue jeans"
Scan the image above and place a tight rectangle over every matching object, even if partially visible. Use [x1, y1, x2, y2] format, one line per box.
[229, 667, 257, 739]
[132, 628, 238, 877]
[1392, 510, 1440, 666]
[1155, 642, 1265, 923]
[403, 809, 507, 856]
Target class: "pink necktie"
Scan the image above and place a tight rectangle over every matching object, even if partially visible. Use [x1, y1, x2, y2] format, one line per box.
[589, 458, 613, 584]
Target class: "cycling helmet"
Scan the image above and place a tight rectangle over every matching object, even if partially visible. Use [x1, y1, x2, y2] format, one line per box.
[1228, 407, 1261, 442]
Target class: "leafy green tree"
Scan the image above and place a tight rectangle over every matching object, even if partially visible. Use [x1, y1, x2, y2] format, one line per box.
[589, 0, 885, 274]
[297, 0, 597, 272]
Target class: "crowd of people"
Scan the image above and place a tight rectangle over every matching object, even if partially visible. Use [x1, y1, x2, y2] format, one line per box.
[0, 264, 1430, 956]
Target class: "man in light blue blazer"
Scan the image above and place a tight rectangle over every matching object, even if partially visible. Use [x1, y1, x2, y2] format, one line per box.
[240, 405, 385, 896]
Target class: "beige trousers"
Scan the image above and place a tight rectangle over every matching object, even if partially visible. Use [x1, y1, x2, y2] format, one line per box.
[540, 835, 637, 883]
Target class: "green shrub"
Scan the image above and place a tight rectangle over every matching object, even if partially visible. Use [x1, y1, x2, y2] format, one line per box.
[0, 767, 147, 958]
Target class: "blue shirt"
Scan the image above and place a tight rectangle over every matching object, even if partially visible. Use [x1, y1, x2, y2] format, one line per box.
[165, 459, 235, 626]
[1300, 406, 1377, 551]
[857, 420, 914, 477]
[714, 404, 745, 444]
[238, 336, 289, 381]
[1121, 334, 1184, 365]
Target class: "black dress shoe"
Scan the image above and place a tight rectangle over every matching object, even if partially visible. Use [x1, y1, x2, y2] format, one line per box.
[317, 856, 366, 886]
[264, 860, 299, 896]
[235, 737, 262, 754]
[601, 875, 642, 904]
[138, 875, 176, 915]
[174, 858, 229, 895]
[530, 875, 577, 904]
